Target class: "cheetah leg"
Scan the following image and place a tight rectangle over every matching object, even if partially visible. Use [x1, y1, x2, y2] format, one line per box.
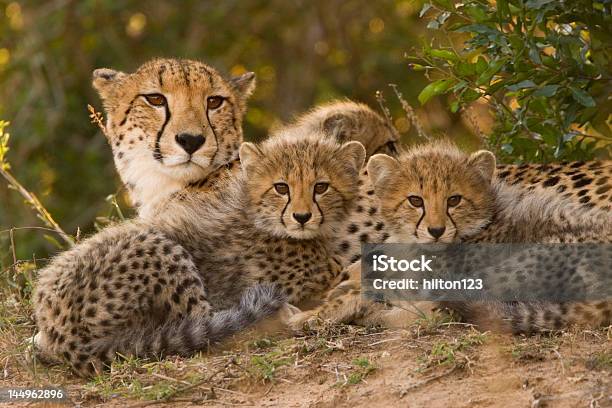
[287, 276, 438, 332]
[287, 261, 440, 331]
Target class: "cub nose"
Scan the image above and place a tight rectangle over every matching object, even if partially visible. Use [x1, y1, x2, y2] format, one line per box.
[427, 226, 446, 239]
[175, 133, 205, 155]
[292, 212, 312, 225]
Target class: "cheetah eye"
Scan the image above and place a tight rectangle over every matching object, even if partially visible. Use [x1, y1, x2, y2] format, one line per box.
[314, 182, 329, 194]
[207, 96, 224, 110]
[408, 195, 424, 208]
[274, 183, 289, 195]
[447, 195, 462, 207]
[386, 141, 398, 155]
[144, 93, 166, 107]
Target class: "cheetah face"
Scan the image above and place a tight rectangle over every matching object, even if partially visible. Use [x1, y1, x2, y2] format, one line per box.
[92, 58, 255, 207]
[240, 133, 366, 240]
[367, 142, 497, 243]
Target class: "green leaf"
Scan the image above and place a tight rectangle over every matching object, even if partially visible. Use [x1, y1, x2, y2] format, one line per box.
[475, 57, 488, 74]
[465, 5, 488, 22]
[449, 100, 460, 113]
[475, 58, 507, 86]
[497, 0, 511, 19]
[418, 79, 455, 105]
[506, 80, 536, 91]
[528, 42, 542, 64]
[429, 49, 459, 62]
[462, 88, 481, 103]
[455, 61, 476, 76]
[408, 63, 427, 71]
[532, 84, 560, 97]
[525, 0, 556, 9]
[501, 143, 514, 154]
[569, 87, 596, 107]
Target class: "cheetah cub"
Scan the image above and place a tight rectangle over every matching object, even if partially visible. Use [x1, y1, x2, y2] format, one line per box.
[290, 142, 611, 333]
[92, 58, 256, 218]
[34, 129, 365, 377]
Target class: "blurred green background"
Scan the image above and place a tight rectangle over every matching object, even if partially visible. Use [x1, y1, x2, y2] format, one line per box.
[0, 0, 483, 265]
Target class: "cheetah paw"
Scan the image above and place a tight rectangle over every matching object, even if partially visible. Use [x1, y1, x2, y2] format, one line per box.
[278, 303, 302, 324]
[287, 310, 323, 333]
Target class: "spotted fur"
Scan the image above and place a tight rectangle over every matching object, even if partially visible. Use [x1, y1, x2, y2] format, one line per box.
[34, 130, 365, 377]
[289, 142, 611, 334]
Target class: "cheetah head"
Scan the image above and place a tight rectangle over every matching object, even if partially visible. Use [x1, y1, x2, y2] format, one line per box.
[367, 141, 496, 243]
[92, 58, 255, 211]
[293, 101, 401, 159]
[239, 130, 366, 240]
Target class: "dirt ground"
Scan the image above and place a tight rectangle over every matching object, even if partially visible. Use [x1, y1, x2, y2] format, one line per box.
[0, 305, 610, 408]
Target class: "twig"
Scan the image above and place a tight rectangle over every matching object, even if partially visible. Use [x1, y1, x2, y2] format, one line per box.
[399, 364, 458, 396]
[374, 90, 395, 128]
[464, 105, 489, 148]
[388, 84, 430, 141]
[88, 104, 108, 136]
[9, 228, 17, 270]
[0, 167, 74, 247]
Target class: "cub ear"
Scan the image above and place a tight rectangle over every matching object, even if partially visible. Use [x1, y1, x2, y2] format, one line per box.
[92, 68, 126, 100]
[229, 71, 256, 100]
[338, 141, 366, 172]
[323, 113, 351, 143]
[239, 142, 263, 175]
[467, 150, 496, 182]
[367, 154, 400, 191]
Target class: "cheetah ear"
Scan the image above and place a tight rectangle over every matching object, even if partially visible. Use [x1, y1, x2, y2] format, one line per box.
[229, 72, 256, 100]
[239, 142, 263, 175]
[367, 154, 400, 191]
[323, 113, 352, 143]
[338, 141, 366, 172]
[92, 68, 126, 100]
[467, 150, 496, 182]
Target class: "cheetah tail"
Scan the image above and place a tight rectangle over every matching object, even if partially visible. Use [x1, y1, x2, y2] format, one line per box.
[81, 283, 286, 376]
[440, 301, 611, 335]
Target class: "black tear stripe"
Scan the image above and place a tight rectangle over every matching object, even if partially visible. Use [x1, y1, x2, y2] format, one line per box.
[205, 107, 220, 166]
[414, 207, 426, 239]
[280, 190, 291, 228]
[153, 101, 171, 162]
[312, 188, 325, 226]
[119, 96, 139, 127]
[446, 208, 457, 234]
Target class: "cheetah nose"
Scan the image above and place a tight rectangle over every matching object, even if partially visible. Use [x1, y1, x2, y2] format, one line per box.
[175, 133, 205, 155]
[293, 212, 312, 225]
[427, 226, 446, 239]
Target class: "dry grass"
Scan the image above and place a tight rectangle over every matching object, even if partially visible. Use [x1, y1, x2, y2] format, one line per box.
[1, 275, 610, 408]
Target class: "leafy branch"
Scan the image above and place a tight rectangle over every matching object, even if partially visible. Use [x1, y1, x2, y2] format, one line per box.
[408, 0, 611, 162]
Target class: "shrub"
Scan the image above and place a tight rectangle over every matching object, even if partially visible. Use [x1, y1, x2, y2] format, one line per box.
[409, 0, 611, 162]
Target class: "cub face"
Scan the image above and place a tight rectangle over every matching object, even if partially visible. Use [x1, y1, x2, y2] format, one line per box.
[240, 131, 366, 240]
[367, 142, 496, 243]
[92, 58, 255, 207]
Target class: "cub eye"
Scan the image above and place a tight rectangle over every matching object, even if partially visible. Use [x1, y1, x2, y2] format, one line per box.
[207, 96, 224, 110]
[447, 195, 462, 207]
[408, 195, 424, 208]
[314, 182, 329, 194]
[144, 93, 166, 107]
[274, 183, 289, 195]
